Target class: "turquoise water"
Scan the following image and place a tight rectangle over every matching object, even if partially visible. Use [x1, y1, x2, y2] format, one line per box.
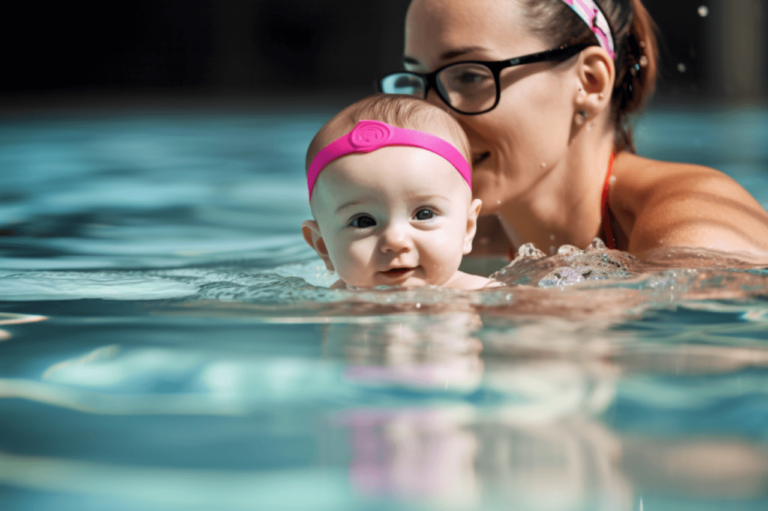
[1, 106, 768, 510]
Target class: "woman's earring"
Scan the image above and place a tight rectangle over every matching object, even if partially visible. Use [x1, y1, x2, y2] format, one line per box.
[575, 111, 589, 126]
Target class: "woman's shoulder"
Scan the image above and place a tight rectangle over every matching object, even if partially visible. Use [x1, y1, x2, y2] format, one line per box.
[610, 153, 768, 259]
[613, 153, 731, 194]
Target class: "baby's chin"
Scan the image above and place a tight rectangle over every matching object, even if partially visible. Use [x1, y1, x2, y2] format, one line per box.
[338, 273, 452, 289]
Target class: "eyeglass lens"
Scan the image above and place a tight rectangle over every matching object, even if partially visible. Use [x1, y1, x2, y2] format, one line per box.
[436, 63, 496, 114]
[380, 63, 497, 114]
[379, 73, 426, 97]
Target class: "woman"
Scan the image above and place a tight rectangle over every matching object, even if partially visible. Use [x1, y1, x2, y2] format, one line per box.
[379, 0, 768, 261]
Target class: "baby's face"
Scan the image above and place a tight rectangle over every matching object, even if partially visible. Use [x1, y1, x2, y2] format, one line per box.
[306, 145, 480, 288]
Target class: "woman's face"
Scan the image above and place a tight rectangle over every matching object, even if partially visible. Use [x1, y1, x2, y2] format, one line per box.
[405, 0, 579, 214]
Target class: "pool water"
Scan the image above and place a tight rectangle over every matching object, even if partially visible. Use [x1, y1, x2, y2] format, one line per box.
[1, 105, 768, 510]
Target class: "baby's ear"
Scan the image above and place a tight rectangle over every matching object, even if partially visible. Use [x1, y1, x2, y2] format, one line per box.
[463, 199, 483, 254]
[302, 220, 335, 271]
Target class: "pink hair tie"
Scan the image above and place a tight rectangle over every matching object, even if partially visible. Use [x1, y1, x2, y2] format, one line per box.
[306, 120, 471, 200]
[563, 0, 616, 60]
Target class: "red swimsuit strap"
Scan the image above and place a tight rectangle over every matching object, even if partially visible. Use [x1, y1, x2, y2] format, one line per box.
[601, 153, 616, 250]
[508, 154, 617, 259]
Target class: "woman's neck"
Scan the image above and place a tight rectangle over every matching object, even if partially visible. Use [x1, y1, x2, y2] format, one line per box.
[497, 130, 615, 253]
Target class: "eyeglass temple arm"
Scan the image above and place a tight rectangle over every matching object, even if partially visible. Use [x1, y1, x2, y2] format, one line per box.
[507, 43, 592, 66]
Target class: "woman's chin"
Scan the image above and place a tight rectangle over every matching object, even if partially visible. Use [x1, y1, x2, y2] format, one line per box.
[472, 179, 506, 214]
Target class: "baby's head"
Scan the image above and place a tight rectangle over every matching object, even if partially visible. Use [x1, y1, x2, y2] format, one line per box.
[302, 94, 482, 289]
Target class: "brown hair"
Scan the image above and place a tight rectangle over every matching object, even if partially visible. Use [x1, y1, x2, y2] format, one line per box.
[519, 0, 658, 153]
[306, 94, 471, 171]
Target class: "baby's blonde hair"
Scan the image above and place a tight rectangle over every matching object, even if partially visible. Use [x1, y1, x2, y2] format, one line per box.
[306, 94, 471, 173]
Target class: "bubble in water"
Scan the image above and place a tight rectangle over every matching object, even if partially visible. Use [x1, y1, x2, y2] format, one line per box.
[677, 63, 687, 73]
[539, 267, 586, 288]
[639, 55, 649, 67]
[698, 5, 709, 17]
[557, 244, 580, 256]
[516, 243, 547, 260]
[588, 238, 607, 251]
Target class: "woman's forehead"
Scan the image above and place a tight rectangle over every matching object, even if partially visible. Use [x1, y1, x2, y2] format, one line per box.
[405, 0, 537, 60]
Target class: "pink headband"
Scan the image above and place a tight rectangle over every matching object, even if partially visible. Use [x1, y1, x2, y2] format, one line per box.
[563, 0, 615, 60]
[307, 120, 471, 200]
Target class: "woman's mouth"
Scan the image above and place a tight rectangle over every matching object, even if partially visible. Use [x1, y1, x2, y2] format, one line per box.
[472, 151, 490, 166]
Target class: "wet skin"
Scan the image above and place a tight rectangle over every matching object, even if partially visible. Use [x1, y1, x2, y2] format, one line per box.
[404, 0, 768, 261]
[303, 144, 494, 290]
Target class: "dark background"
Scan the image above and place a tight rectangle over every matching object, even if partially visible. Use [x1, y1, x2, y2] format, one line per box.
[1, 0, 765, 109]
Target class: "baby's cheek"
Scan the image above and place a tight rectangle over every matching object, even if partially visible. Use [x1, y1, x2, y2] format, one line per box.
[334, 239, 375, 281]
[423, 230, 464, 281]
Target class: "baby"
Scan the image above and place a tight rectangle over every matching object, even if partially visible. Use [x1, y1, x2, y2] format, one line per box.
[302, 94, 496, 290]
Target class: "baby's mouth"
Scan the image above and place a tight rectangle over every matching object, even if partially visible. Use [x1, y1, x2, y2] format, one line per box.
[381, 267, 415, 278]
[472, 151, 491, 166]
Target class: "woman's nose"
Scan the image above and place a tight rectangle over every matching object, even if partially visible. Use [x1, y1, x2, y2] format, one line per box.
[379, 223, 413, 253]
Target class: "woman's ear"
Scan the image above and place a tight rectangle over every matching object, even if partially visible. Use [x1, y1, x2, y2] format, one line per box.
[574, 46, 615, 118]
[301, 220, 335, 271]
[463, 198, 483, 254]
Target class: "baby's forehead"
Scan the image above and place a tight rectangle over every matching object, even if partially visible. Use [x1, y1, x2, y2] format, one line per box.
[311, 147, 469, 212]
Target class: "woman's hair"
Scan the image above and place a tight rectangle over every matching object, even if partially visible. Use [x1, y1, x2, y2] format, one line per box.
[519, 0, 658, 153]
[306, 94, 471, 171]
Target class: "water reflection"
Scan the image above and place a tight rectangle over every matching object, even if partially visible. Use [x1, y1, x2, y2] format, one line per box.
[1, 306, 767, 508]
[0, 312, 47, 341]
[324, 314, 632, 510]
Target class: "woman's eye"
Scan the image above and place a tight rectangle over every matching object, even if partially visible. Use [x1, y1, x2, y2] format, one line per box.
[414, 209, 434, 221]
[350, 215, 376, 228]
[457, 72, 485, 85]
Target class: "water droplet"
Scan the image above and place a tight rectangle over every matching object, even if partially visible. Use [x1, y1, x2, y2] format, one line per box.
[415, 302, 421, 308]
[550, 234, 555, 241]
[677, 63, 687, 73]
[609, 175, 617, 185]
[575, 113, 585, 126]
[505, 294, 512, 300]
[540, 162, 547, 168]
[550, 245, 556, 255]
[639, 40, 646, 48]
[698, 5, 709, 17]
[639, 55, 649, 67]
[496, 200, 501, 204]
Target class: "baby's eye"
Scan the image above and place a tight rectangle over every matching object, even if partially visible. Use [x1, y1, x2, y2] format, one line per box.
[414, 209, 435, 221]
[350, 215, 376, 228]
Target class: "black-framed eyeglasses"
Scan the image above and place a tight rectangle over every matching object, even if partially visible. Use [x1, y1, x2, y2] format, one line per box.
[377, 44, 591, 115]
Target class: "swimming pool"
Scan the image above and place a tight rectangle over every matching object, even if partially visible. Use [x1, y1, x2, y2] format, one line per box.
[1, 104, 767, 510]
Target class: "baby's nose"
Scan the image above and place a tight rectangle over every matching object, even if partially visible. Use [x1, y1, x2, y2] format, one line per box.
[379, 223, 413, 253]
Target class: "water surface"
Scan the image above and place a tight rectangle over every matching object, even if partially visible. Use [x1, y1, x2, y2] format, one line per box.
[1, 105, 768, 510]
